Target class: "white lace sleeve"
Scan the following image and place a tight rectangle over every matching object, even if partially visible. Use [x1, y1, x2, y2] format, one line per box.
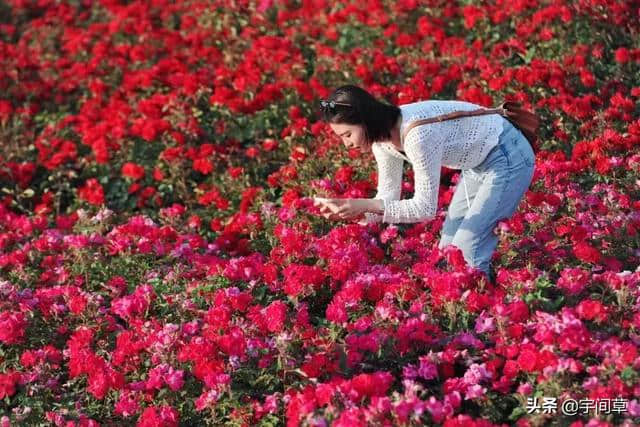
[363, 143, 404, 223]
[382, 126, 442, 223]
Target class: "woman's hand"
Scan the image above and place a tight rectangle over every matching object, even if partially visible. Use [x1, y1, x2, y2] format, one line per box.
[312, 198, 373, 221]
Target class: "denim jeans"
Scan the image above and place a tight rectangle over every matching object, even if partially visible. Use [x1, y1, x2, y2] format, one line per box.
[438, 118, 535, 283]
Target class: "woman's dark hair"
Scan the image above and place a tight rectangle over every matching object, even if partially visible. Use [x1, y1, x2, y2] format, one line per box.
[319, 85, 401, 145]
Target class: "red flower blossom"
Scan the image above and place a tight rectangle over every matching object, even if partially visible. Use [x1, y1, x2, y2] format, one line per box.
[0, 371, 21, 400]
[462, 5, 484, 29]
[614, 47, 630, 64]
[326, 296, 348, 324]
[506, 300, 529, 323]
[262, 138, 278, 151]
[0, 100, 12, 122]
[193, 158, 213, 175]
[228, 166, 244, 178]
[516, 348, 539, 373]
[264, 300, 288, 333]
[137, 405, 179, 427]
[576, 299, 608, 323]
[121, 162, 145, 180]
[0, 311, 27, 344]
[239, 186, 261, 213]
[572, 240, 602, 264]
[350, 371, 393, 399]
[68, 294, 87, 315]
[282, 263, 325, 297]
[198, 186, 229, 209]
[78, 178, 105, 206]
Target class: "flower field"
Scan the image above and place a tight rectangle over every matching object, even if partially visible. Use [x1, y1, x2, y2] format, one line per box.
[1, 0, 640, 425]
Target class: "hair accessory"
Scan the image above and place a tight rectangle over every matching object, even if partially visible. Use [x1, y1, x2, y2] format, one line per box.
[320, 99, 352, 111]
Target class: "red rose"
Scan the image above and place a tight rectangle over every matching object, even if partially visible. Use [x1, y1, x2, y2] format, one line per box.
[503, 360, 519, 378]
[68, 295, 88, 315]
[614, 47, 630, 64]
[351, 372, 393, 398]
[572, 241, 602, 264]
[78, 178, 105, 206]
[0, 371, 21, 399]
[517, 349, 538, 373]
[121, 162, 145, 180]
[193, 158, 213, 175]
[265, 300, 287, 333]
[507, 300, 530, 322]
[576, 299, 608, 322]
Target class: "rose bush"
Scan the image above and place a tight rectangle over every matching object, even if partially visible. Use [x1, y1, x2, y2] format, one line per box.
[0, 0, 639, 425]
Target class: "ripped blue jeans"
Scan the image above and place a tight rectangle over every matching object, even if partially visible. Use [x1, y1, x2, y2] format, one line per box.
[438, 118, 535, 283]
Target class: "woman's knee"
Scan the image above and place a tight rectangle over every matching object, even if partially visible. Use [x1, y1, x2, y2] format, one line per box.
[449, 230, 476, 262]
[451, 228, 498, 268]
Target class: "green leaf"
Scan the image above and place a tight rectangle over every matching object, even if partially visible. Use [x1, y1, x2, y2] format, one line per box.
[621, 366, 636, 382]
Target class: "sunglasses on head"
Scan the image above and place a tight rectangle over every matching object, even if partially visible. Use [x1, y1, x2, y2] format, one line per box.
[320, 99, 352, 110]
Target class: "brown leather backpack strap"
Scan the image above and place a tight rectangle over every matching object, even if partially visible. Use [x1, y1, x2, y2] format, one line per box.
[401, 107, 506, 143]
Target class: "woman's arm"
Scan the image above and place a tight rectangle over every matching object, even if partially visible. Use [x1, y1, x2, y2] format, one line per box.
[380, 126, 443, 223]
[371, 142, 404, 201]
[362, 143, 404, 223]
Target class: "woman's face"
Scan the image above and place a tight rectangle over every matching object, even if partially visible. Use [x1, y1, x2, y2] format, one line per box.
[329, 122, 368, 152]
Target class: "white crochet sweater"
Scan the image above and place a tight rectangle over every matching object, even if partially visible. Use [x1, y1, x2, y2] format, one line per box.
[365, 100, 505, 224]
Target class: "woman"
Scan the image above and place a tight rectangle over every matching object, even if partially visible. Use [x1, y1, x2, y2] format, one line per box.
[312, 84, 535, 284]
